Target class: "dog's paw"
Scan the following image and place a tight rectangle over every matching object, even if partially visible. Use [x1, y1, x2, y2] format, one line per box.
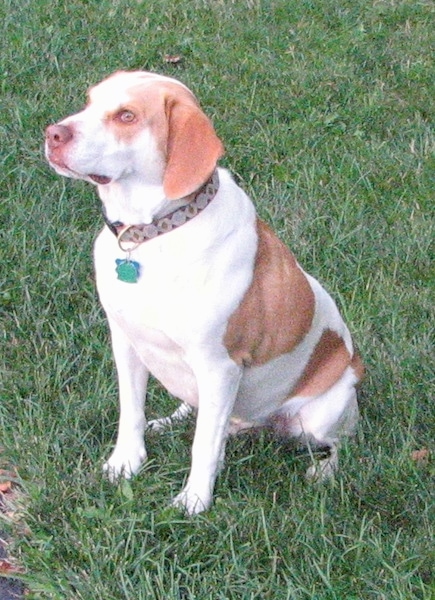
[103, 446, 147, 482]
[305, 449, 338, 483]
[147, 417, 172, 432]
[148, 403, 193, 433]
[171, 486, 212, 516]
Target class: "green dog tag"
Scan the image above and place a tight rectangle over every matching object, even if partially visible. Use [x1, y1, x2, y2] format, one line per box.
[115, 259, 140, 283]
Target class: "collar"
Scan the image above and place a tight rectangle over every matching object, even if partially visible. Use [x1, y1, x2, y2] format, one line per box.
[104, 170, 219, 246]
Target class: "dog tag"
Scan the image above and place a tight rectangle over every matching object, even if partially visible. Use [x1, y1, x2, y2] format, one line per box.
[115, 259, 140, 283]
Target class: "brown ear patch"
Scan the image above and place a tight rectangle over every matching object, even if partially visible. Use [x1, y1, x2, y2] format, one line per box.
[224, 219, 315, 366]
[163, 97, 224, 199]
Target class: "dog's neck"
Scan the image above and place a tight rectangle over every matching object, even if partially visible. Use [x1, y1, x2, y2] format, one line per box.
[98, 171, 220, 241]
[97, 177, 186, 226]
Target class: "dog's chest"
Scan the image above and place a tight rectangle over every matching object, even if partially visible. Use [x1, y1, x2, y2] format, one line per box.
[97, 260, 201, 403]
[92, 228, 233, 404]
[95, 249, 214, 335]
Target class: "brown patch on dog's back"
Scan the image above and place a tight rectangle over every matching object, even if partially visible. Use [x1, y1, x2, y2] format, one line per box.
[224, 219, 315, 366]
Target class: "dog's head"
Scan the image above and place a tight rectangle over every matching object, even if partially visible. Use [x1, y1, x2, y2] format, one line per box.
[45, 71, 224, 199]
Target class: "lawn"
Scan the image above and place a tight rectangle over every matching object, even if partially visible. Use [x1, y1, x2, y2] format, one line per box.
[0, 0, 433, 598]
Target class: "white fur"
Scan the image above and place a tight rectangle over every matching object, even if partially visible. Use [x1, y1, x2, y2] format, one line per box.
[45, 71, 361, 514]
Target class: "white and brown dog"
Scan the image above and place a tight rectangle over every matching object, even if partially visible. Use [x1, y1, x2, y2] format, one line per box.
[45, 71, 363, 514]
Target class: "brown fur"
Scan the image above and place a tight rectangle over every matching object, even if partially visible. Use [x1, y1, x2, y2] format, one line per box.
[163, 96, 224, 199]
[224, 219, 315, 366]
[291, 328, 355, 398]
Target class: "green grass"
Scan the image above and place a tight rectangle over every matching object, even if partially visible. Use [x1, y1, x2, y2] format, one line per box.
[0, 0, 433, 598]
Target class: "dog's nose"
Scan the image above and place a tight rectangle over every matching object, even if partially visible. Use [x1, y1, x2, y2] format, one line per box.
[45, 124, 73, 149]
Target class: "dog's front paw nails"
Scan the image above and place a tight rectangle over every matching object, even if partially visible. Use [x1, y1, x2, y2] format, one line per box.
[103, 447, 147, 482]
[171, 486, 211, 516]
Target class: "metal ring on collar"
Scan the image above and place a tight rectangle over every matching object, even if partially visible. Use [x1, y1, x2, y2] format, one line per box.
[117, 225, 143, 253]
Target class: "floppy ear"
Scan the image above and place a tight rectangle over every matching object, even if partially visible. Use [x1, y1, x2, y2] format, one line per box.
[163, 98, 224, 200]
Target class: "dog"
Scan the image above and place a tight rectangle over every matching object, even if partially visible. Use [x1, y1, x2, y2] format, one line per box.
[45, 70, 363, 514]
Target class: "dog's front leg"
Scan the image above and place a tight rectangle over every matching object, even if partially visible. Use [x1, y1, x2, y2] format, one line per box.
[172, 357, 242, 515]
[103, 320, 149, 481]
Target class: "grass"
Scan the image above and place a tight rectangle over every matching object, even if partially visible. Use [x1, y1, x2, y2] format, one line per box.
[0, 0, 433, 597]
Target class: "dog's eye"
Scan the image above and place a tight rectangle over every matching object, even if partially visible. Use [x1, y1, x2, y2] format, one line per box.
[118, 110, 136, 123]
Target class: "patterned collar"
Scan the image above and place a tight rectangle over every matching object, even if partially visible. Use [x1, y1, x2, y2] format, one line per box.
[104, 170, 219, 246]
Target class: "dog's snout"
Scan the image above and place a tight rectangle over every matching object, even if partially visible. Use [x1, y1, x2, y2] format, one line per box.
[45, 123, 73, 149]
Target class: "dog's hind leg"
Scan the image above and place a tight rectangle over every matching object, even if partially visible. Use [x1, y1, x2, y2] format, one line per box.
[273, 366, 360, 481]
[147, 402, 193, 432]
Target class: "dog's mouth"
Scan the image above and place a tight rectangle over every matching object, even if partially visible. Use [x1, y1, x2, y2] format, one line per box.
[47, 155, 112, 185]
[46, 143, 113, 186]
[89, 174, 112, 185]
